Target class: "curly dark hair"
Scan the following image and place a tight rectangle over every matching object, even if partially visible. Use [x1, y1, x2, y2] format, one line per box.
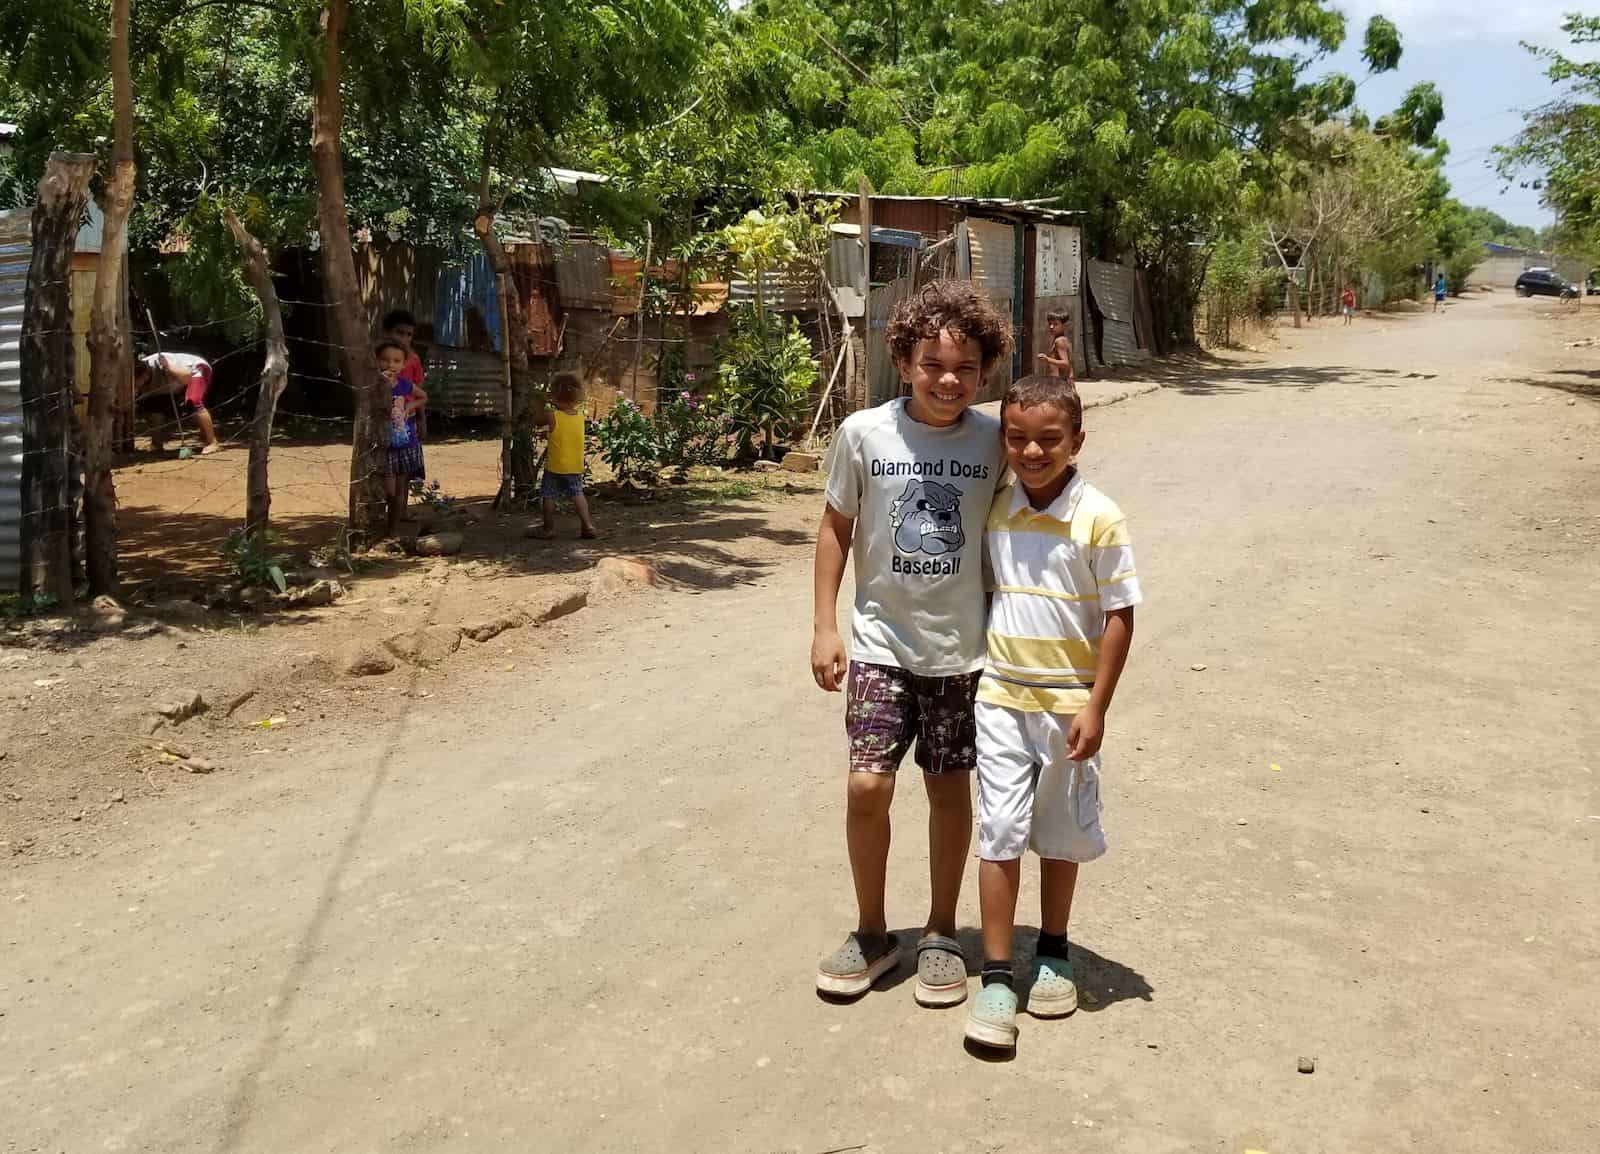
[885, 279, 1013, 370]
[1004, 373, 1083, 433]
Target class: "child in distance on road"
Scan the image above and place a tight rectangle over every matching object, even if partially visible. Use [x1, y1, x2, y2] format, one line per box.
[812, 280, 1011, 1007]
[964, 374, 1142, 1052]
[531, 372, 598, 541]
[1036, 310, 1076, 383]
[378, 337, 428, 539]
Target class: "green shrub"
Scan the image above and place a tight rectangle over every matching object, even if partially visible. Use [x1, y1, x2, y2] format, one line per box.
[714, 306, 816, 458]
[592, 399, 661, 485]
[656, 389, 736, 468]
[222, 529, 288, 592]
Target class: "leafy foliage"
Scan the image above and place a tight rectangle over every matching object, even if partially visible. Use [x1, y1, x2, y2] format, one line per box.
[1497, 15, 1600, 263]
[592, 398, 662, 485]
[655, 390, 735, 469]
[1202, 225, 1280, 346]
[221, 528, 288, 593]
[713, 307, 816, 458]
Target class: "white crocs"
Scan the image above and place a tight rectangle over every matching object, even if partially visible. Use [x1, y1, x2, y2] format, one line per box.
[965, 982, 1019, 1049]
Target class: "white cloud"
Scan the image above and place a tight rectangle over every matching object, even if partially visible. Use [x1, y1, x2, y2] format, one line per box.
[1336, 1, 1576, 47]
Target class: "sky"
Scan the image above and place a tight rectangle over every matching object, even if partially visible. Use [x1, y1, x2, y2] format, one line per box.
[1318, 1, 1582, 229]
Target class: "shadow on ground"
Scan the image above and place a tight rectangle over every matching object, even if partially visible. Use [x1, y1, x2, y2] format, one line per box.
[115, 484, 817, 595]
[816, 924, 1153, 1015]
[1506, 368, 1600, 400]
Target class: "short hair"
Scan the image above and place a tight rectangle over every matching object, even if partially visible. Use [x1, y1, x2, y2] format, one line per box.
[551, 371, 582, 402]
[1003, 373, 1083, 433]
[1046, 310, 1071, 326]
[383, 309, 415, 331]
[886, 280, 1012, 370]
[374, 337, 406, 358]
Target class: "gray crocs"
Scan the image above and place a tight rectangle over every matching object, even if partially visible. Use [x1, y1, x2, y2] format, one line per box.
[914, 934, 969, 1007]
[816, 931, 901, 997]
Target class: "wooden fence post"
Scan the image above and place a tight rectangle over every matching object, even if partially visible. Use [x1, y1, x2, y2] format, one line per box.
[19, 152, 94, 603]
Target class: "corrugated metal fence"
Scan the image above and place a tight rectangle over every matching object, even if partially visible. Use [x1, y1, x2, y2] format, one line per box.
[0, 209, 27, 592]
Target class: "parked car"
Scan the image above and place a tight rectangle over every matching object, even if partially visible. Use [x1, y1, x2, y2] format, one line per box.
[1515, 268, 1579, 298]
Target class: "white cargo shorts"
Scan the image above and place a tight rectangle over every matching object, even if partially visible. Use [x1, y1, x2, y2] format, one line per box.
[975, 701, 1107, 863]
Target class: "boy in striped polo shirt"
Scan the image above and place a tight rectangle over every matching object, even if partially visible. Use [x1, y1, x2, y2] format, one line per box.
[965, 374, 1142, 1051]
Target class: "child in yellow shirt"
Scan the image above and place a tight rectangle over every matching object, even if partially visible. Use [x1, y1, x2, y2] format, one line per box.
[532, 372, 598, 540]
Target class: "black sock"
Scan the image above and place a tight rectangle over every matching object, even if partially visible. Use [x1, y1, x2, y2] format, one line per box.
[981, 960, 1014, 990]
[1036, 931, 1070, 962]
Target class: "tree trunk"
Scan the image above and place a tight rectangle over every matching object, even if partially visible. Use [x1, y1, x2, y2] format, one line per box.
[310, 0, 385, 543]
[472, 200, 538, 499]
[83, 0, 135, 596]
[20, 153, 94, 603]
[224, 209, 289, 539]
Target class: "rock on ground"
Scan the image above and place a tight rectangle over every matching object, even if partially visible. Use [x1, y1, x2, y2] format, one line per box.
[781, 450, 820, 473]
[462, 613, 526, 643]
[156, 691, 206, 724]
[589, 557, 660, 601]
[384, 624, 464, 668]
[415, 532, 464, 557]
[88, 595, 127, 631]
[287, 579, 343, 609]
[340, 642, 397, 678]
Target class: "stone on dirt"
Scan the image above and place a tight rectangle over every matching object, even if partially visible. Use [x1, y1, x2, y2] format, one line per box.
[182, 758, 221, 774]
[384, 624, 463, 668]
[156, 691, 206, 724]
[589, 557, 659, 601]
[340, 642, 397, 678]
[524, 584, 589, 625]
[753, 459, 782, 472]
[781, 450, 821, 473]
[288, 579, 342, 608]
[150, 598, 208, 623]
[88, 595, 127, 631]
[415, 532, 464, 557]
[462, 613, 526, 643]
[1298, 1057, 1316, 1074]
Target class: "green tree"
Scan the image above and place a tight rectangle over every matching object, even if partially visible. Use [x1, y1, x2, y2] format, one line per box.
[1497, 14, 1600, 262]
[399, 0, 711, 498]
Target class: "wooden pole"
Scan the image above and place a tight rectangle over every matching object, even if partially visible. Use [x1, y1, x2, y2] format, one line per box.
[19, 153, 94, 603]
[805, 342, 850, 448]
[224, 209, 289, 540]
[84, 0, 135, 595]
[630, 220, 651, 403]
[857, 176, 875, 406]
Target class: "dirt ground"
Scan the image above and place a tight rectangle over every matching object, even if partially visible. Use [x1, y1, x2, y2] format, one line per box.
[3, 290, 1598, 1153]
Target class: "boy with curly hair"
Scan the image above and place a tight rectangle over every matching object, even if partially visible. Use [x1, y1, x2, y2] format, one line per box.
[812, 280, 1012, 1007]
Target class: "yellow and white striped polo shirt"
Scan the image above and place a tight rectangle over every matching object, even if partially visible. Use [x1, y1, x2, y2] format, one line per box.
[978, 472, 1142, 714]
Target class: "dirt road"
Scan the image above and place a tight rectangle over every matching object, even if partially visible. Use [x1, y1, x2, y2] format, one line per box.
[4, 293, 1598, 1153]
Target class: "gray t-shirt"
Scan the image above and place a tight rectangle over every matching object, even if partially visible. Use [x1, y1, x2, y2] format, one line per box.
[824, 398, 1002, 676]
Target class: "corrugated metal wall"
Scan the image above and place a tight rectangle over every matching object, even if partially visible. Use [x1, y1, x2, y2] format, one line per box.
[1086, 259, 1150, 367]
[553, 242, 613, 311]
[0, 209, 27, 592]
[426, 348, 507, 419]
[958, 218, 1020, 398]
[433, 250, 502, 352]
[1036, 225, 1081, 297]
